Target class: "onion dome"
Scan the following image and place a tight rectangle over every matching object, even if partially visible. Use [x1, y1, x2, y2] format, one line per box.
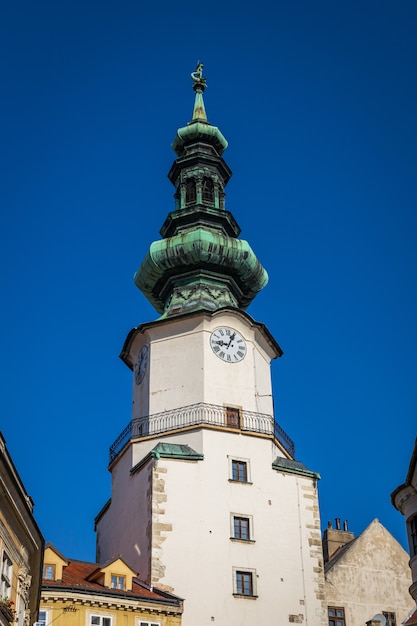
[134, 63, 268, 318]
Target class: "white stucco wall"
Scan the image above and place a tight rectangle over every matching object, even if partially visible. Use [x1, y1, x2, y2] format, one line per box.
[149, 428, 324, 626]
[96, 427, 325, 625]
[96, 310, 325, 625]
[130, 311, 277, 420]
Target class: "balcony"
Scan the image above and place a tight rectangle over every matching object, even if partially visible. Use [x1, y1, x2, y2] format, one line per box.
[109, 402, 295, 463]
[0, 603, 14, 625]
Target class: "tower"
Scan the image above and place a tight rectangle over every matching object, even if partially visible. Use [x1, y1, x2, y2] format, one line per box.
[95, 65, 326, 625]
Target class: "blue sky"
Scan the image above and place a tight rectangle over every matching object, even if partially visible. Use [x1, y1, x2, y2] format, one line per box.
[1, 0, 416, 562]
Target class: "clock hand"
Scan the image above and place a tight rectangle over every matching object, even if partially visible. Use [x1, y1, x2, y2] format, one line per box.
[227, 332, 236, 348]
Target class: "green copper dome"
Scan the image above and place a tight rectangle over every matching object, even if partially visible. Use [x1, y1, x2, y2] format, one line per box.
[134, 63, 268, 318]
[172, 121, 228, 158]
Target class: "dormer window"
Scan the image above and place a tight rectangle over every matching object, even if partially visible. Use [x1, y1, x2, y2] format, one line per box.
[202, 177, 214, 203]
[110, 574, 125, 590]
[43, 564, 56, 580]
[185, 179, 196, 204]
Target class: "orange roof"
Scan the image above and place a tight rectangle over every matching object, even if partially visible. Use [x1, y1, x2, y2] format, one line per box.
[404, 608, 417, 626]
[42, 556, 181, 605]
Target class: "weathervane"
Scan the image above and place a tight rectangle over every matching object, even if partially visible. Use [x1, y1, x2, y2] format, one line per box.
[191, 61, 207, 92]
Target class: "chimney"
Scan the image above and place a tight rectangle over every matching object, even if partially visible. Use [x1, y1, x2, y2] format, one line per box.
[322, 518, 355, 563]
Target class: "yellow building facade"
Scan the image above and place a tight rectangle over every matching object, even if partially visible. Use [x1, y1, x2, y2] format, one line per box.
[38, 545, 182, 626]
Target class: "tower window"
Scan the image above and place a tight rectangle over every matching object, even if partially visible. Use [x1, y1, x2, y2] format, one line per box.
[233, 516, 250, 541]
[328, 607, 345, 626]
[202, 177, 214, 203]
[233, 568, 257, 597]
[231, 460, 248, 482]
[185, 179, 196, 204]
[226, 406, 241, 429]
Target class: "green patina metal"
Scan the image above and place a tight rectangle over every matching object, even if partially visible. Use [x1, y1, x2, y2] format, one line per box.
[151, 442, 204, 460]
[134, 227, 268, 316]
[172, 61, 227, 156]
[135, 63, 268, 318]
[172, 121, 228, 157]
[130, 442, 204, 475]
[272, 457, 321, 480]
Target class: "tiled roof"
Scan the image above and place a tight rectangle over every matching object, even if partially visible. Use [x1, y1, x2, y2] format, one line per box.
[42, 557, 181, 604]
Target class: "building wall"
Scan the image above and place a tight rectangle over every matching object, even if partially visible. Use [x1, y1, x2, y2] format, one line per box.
[391, 440, 417, 603]
[97, 428, 326, 626]
[151, 429, 324, 625]
[97, 309, 325, 625]
[0, 433, 44, 626]
[39, 597, 181, 626]
[325, 519, 412, 626]
[130, 311, 277, 420]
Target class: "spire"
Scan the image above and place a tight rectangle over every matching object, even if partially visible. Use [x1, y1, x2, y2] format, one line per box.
[134, 64, 268, 318]
[172, 63, 227, 157]
[190, 62, 208, 122]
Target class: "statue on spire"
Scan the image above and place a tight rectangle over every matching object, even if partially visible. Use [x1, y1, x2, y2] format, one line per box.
[191, 61, 207, 92]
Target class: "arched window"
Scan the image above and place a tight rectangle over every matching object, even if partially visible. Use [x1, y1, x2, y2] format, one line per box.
[202, 178, 214, 203]
[185, 179, 196, 204]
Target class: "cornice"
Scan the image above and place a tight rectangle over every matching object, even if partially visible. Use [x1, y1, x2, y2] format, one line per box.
[41, 588, 182, 611]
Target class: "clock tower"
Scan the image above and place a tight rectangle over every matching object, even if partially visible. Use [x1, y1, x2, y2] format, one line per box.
[95, 65, 326, 626]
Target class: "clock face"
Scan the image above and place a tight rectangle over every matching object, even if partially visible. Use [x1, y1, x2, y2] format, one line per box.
[210, 327, 247, 363]
[134, 345, 149, 385]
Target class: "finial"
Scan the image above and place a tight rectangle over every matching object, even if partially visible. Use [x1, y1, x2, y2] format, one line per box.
[191, 61, 207, 93]
[190, 61, 208, 122]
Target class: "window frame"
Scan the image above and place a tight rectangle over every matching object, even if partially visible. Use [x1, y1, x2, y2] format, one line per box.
[383, 611, 396, 626]
[35, 609, 49, 626]
[328, 606, 346, 626]
[225, 406, 241, 429]
[138, 622, 161, 626]
[43, 564, 56, 581]
[185, 179, 196, 204]
[1, 552, 12, 598]
[232, 567, 257, 598]
[90, 614, 112, 626]
[202, 177, 214, 203]
[408, 515, 417, 557]
[229, 457, 251, 483]
[110, 574, 125, 590]
[231, 514, 254, 542]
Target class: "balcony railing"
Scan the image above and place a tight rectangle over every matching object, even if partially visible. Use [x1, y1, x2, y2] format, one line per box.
[109, 402, 295, 463]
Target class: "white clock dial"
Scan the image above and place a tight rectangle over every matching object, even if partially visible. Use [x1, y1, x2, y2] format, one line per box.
[134, 345, 149, 385]
[210, 327, 247, 363]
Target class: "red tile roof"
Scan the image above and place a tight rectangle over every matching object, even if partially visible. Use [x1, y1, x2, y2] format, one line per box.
[42, 555, 181, 605]
[404, 608, 417, 626]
